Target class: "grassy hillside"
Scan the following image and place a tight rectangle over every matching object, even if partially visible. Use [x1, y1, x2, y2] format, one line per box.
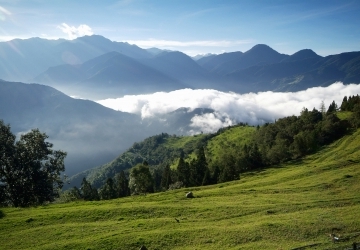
[1, 129, 359, 249]
[67, 125, 254, 189]
[67, 132, 211, 188]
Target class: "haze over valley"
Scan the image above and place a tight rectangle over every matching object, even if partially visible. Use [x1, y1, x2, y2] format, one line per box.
[1, 30, 360, 176]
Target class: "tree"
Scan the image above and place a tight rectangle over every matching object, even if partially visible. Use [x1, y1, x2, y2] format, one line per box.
[350, 104, 360, 128]
[0, 121, 67, 207]
[81, 178, 99, 201]
[129, 163, 154, 195]
[326, 100, 337, 114]
[201, 168, 211, 186]
[320, 100, 326, 118]
[190, 147, 208, 186]
[160, 165, 172, 190]
[176, 157, 190, 187]
[100, 177, 117, 200]
[114, 170, 130, 197]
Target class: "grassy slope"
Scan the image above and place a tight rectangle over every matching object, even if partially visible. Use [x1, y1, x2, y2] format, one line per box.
[206, 126, 255, 166]
[1, 129, 360, 250]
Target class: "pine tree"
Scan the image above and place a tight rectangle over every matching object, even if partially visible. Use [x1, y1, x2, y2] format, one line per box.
[176, 157, 190, 187]
[326, 100, 337, 114]
[81, 178, 93, 200]
[191, 147, 208, 186]
[161, 165, 172, 190]
[115, 170, 130, 197]
[201, 168, 211, 186]
[211, 165, 220, 184]
[100, 178, 117, 200]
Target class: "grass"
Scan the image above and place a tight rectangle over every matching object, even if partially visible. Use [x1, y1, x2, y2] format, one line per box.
[1, 129, 360, 250]
[206, 125, 255, 163]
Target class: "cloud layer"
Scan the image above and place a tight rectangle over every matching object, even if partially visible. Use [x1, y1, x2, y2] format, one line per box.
[97, 82, 360, 133]
[58, 23, 93, 39]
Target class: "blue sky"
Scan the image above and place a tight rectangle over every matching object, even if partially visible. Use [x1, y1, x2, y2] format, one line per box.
[0, 0, 359, 56]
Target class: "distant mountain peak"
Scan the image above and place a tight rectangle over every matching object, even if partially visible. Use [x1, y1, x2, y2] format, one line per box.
[246, 44, 280, 54]
[281, 49, 322, 62]
[291, 49, 320, 58]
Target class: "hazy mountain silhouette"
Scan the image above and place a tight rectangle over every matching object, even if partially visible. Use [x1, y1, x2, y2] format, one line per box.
[224, 51, 360, 93]
[139, 51, 220, 89]
[281, 49, 321, 62]
[197, 51, 244, 72]
[1, 35, 360, 99]
[213, 44, 289, 75]
[34, 51, 185, 99]
[0, 35, 151, 82]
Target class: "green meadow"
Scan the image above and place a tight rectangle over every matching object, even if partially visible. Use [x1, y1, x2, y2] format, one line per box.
[1, 128, 359, 250]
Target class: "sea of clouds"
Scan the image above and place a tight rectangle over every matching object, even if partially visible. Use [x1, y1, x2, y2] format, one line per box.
[97, 82, 360, 133]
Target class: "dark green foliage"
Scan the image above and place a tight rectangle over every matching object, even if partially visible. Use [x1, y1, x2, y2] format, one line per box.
[99, 178, 117, 200]
[189, 147, 209, 186]
[160, 165, 172, 190]
[340, 94, 360, 111]
[201, 168, 212, 186]
[217, 149, 241, 183]
[0, 121, 66, 207]
[114, 170, 130, 198]
[69, 186, 82, 199]
[326, 100, 337, 114]
[211, 165, 220, 184]
[81, 178, 99, 201]
[80, 133, 211, 189]
[350, 104, 360, 128]
[176, 157, 191, 187]
[151, 167, 163, 192]
[129, 163, 154, 195]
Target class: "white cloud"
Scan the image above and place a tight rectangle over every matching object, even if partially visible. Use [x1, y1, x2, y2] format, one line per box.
[0, 6, 11, 16]
[57, 23, 93, 39]
[124, 39, 254, 49]
[97, 82, 360, 133]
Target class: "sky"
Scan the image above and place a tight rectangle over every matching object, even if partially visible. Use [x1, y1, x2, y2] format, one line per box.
[0, 0, 359, 56]
[97, 82, 360, 134]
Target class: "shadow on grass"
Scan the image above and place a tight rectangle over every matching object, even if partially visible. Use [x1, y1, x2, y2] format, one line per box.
[0, 210, 5, 219]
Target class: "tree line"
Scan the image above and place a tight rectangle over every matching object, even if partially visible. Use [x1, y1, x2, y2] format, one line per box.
[74, 96, 357, 201]
[1, 96, 359, 205]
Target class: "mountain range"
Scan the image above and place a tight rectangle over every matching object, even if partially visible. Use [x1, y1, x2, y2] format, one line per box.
[1, 35, 360, 100]
[1, 34, 360, 183]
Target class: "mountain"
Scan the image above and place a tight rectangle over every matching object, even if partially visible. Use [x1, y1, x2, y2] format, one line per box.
[0, 35, 151, 82]
[281, 49, 321, 62]
[139, 51, 220, 89]
[213, 44, 289, 75]
[197, 51, 244, 72]
[34, 50, 224, 99]
[34, 51, 184, 99]
[2, 35, 360, 99]
[225, 51, 360, 93]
